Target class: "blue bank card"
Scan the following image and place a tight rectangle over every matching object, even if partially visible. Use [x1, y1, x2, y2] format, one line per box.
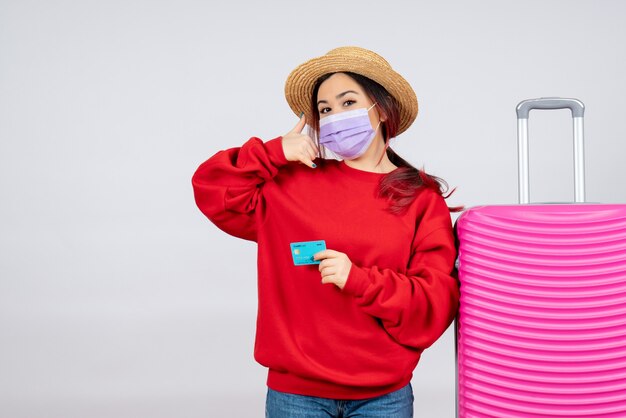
[290, 240, 326, 265]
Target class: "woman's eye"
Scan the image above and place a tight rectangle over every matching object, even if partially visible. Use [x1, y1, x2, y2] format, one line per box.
[343, 100, 355, 107]
[319, 107, 331, 114]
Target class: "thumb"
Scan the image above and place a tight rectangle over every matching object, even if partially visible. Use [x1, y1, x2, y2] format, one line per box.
[288, 112, 306, 134]
[313, 249, 335, 261]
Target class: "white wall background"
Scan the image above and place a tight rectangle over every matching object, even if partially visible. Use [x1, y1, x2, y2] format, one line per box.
[1, 1, 625, 417]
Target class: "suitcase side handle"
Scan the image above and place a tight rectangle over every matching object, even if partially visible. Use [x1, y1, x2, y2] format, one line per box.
[516, 97, 586, 204]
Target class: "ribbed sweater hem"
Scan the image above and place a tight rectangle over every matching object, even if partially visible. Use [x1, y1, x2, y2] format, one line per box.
[266, 369, 412, 400]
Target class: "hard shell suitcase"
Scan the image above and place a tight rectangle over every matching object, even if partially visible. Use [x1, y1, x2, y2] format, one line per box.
[455, 98, 626, 417]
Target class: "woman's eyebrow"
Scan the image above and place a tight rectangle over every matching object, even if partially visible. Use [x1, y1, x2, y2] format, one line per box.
[317, 90, 360, 106]
[336, 90, 359, 99]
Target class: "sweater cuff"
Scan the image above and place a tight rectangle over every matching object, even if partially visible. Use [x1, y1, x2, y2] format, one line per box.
[265, 137, 289, 167]
[342, 264, 371, 297]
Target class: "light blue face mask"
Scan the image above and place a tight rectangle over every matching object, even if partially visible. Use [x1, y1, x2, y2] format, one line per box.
[319, 103, 380, 159]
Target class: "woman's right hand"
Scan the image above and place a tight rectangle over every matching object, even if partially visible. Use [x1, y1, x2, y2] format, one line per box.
[281, 115, 319, 169]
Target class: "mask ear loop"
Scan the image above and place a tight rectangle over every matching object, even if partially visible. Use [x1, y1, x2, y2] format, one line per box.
[366, 101, 394, 169]
[370, 102, 390, 167]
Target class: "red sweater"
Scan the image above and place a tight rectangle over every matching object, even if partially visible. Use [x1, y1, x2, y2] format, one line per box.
[192, 136, 459, 399]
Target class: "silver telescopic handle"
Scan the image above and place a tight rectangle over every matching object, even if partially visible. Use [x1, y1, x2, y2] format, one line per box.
[516, 98, 586, 204]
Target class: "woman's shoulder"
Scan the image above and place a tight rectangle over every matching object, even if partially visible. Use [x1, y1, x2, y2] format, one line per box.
[414, 184, 451, 210]
[410, 188, 453, 231]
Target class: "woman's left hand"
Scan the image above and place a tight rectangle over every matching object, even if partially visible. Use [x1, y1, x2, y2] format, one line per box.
[314, 250, 352, 290]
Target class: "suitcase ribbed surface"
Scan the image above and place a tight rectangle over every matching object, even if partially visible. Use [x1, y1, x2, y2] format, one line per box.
[456, 204, 626, 417]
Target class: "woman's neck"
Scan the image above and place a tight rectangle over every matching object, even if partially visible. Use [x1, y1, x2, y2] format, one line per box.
[343, 135, 397, 173]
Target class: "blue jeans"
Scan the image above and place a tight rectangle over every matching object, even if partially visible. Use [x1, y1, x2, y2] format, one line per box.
[265, 383, 414, 418]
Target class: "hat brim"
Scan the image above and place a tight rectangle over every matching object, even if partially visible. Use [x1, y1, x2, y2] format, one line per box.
[284, 47, 418, 136]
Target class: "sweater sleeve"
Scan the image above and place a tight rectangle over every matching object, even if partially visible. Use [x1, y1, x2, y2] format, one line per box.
[342, 193, 459, 350]
[191, 136, 288, 242]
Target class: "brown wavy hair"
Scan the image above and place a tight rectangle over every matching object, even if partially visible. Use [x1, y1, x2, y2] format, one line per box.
[309, 72, 461, 214]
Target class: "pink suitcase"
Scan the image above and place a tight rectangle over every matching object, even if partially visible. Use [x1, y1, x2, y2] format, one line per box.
[455, 98, 626, 417]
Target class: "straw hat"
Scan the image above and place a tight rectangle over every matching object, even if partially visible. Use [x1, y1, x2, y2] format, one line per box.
[284, 46, 418, 135]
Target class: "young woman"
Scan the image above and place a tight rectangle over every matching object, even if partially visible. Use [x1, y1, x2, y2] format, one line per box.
[192, 46, 460, 418]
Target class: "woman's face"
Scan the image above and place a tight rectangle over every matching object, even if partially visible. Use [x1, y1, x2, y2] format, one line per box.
[316, 73, 381, 129]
